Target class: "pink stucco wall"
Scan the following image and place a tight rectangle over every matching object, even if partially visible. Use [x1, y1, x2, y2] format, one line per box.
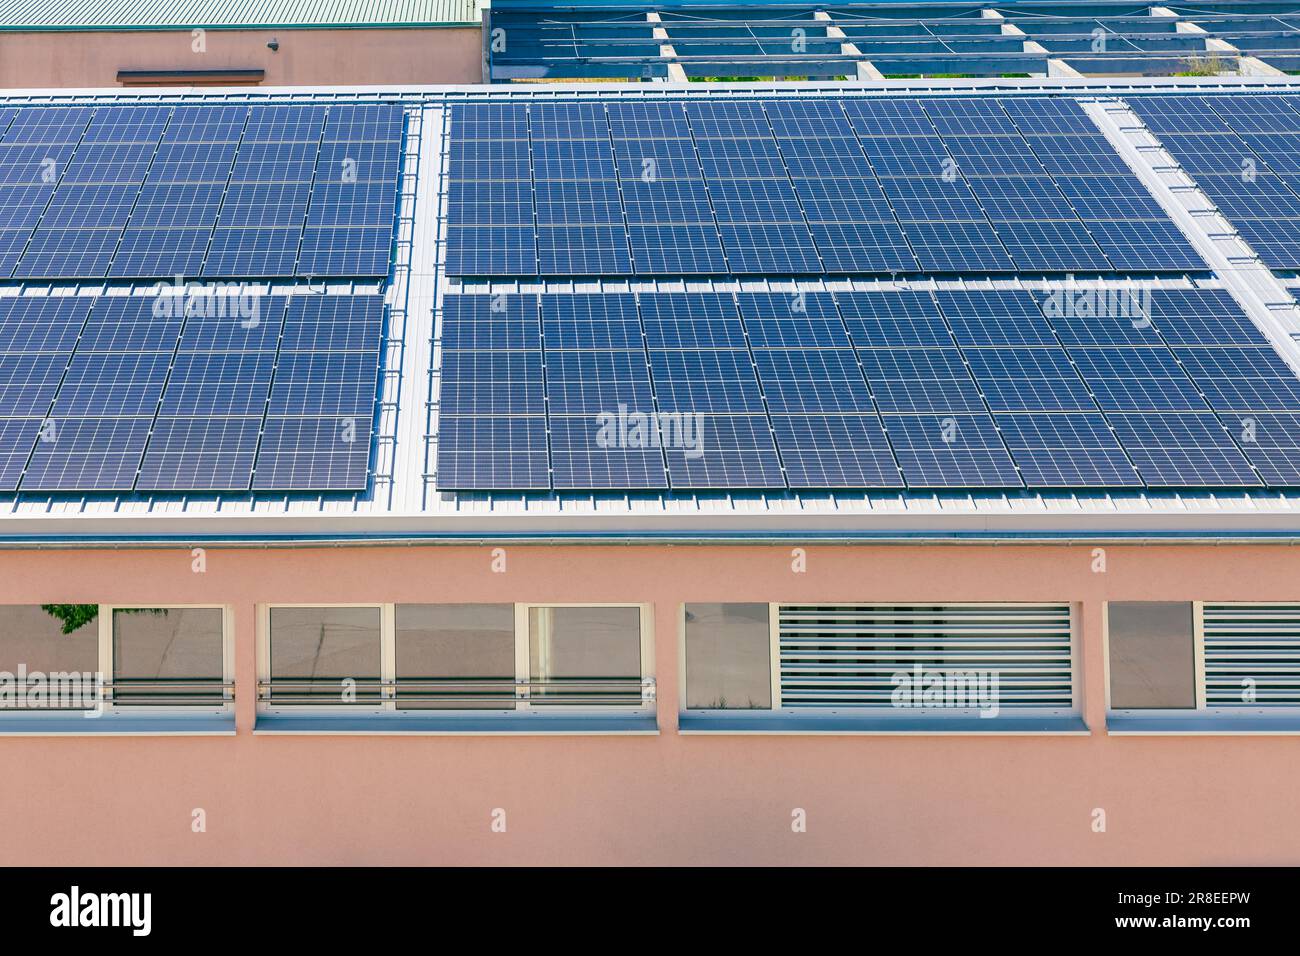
[0, 542, 1294, 866]
[0, 27, 483, 88]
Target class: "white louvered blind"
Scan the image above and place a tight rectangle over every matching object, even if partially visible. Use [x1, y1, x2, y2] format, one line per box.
[778, 604, 1073, 709]
[1203, 603, 1300, 707]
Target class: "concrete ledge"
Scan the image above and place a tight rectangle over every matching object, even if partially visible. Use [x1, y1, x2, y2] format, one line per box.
[0, 714, 235, 735]
[1108, 714, 1300, 735]
[254, 712, 659, 735]
[677, 713, 1089, 735]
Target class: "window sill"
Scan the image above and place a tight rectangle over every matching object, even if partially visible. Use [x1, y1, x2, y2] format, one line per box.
[677, 713, 1089, 735]
[0, 713, 235, 736]
[254, 712, 659, 735]
[1108, 713, 1300, 735]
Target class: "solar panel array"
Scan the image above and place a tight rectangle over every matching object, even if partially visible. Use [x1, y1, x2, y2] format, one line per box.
[0, 292, 384, 493]
[0, 103, 404, 280]
[1127, 94, 1300, 270]
[444, 96, 1204, 277]
[436, 287, 1300, 492]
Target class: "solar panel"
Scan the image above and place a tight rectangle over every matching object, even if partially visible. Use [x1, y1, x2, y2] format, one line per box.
[772, 414, 903, 489]
[251, 294, 384, 491]
[1107, 412, 1262, 487]
[662, 414, 783, 489]
[0, 102, 405, 281]
[882, 413, 1022, 488]
[1068, 346, 1210, 411]
[858, 348, 986, 413]
[436, 415, 550, 491]
[994, 413, 1142, 487]
[1221, 412, 1300, 485]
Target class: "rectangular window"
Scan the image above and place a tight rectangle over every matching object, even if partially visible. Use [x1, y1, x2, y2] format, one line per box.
[681, 602, 1078, 731]
[261, 603, 653, 718]
[1107, 602, 1300, 726]
[0, 604, 230, 719]
[1203, 603, 1300, 708]
[1107, 602, 1196, 710]
[268, 606, 382, 705]
[684, 603, 771, 710]
[112, 607, 226, 706]
[395, 604, 514, 709]
[0, 605, 99, 711]
[528, 606, 643, 706]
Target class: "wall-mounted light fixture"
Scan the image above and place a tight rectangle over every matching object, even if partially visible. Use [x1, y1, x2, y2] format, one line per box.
[267, 38, 280, 52]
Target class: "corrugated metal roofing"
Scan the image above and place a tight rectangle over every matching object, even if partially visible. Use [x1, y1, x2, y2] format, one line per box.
[0, 0, 480, 30]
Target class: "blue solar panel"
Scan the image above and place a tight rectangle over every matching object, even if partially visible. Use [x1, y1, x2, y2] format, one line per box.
[882, 413, 1022, 488]
[250, 294, 384, 492]
[547, 350, 655, 415]
[994, 413, 1142, 487]
[837, 290, 953, 348]
[662, 414, 783, 489]
[1220, 412, 1300, 485]
[754, 350, 873, 413]
[771, 414, 903, 488]
[649, 349, 766, 414]
[858, 348, 986, 413]
[549, 414, 668, 490]
[23, 417, 153, 491]
[1173, 346, 1300, 412]
[933, 290, 1058, 347]
[436, 415, 550, 491]
[1068, 346, 1210, 411]
[441, 349, 545, 417]
[1147, 290, 1272, 346]
[250, 416, 373, 490]
[964, 348, 1097, 412]
[137, 417, 263, 491]
[1107, 412, 1262, 487]
[0, 102, 402, 281]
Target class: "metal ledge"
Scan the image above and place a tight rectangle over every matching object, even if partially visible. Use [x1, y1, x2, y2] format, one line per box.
[0, 714, 235, 735]
[254, 712, 659, 735]
[678, 713, 1089, 735]
[1108, 714, 1300, 734]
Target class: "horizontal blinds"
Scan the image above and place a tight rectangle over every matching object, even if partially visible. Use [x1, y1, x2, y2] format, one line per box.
[1203, 603, 1300, 707]
[778, 604, 1073, 709]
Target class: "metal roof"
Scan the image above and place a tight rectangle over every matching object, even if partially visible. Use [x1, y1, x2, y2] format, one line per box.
[5, 78, 1300, 544]
[485, 1, 1300, 81]
[0, 0, 481, 30]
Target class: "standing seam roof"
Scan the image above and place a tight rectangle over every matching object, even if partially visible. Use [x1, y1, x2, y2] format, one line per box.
[0, 0, 481, 29]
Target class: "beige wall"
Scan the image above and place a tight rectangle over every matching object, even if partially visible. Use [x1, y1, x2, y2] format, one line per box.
[0, 541, 1296, 866]
[0, 27, 482, 89]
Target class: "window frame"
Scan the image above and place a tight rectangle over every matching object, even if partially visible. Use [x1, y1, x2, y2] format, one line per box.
[259, 602, 655, 718]
[679, 601, 1084, 733]
[1106, 600, 1300, 727]
[102, 603, 234, 716]
[0, 603, 233, 724]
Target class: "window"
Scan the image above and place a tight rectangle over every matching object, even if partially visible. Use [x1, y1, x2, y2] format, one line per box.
[267, 606, 382, 705]
[0, 605, 99, 711]
[260, 603, 654, 723]
[684, 603, 771, 710]
[113, 608, 226, 706]
[0, 604, 231, 721]
[395, 604, 514, 709]
[1107, 602, 1196, 710]
[1107, 602, 1300, 728]
[680, 603, 1080, 732]
[528, 606, 643, 706]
